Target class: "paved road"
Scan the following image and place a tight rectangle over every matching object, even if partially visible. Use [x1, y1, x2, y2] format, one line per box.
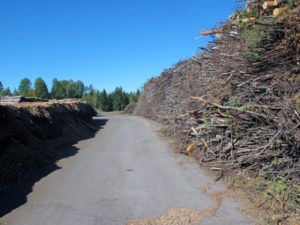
[0, 114, 254, 225]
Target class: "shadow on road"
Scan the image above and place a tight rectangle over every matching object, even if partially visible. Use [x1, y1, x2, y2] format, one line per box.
[0, 117, 108, 218]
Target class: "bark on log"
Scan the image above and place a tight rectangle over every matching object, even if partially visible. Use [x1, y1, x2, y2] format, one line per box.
[201, 29, 223, 36]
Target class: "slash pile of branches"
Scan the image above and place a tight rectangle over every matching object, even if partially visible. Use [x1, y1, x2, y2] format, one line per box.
[186, 0, 300, 183]
[135, 0, 300, 185]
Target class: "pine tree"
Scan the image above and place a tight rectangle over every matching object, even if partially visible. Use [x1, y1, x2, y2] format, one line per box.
[18, 78, 32, 96]
[74, 80, 85, 98]
[51, 79, 69, 99]
[113, 87, 123, 111]
[34, 77, 49, 99]
[13, 88, 19, 96]
[51, 78, 59, 98]
[106, 94, 114, 111]
[136, 89, 141, 98]
[0, 81, 3, 93]
[101, 89, 109, 111]
[66, 80, 75, 98]
[1, 87, 12, 96]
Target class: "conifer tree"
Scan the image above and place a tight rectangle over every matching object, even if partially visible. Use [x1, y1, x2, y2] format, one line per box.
[34, 77, 49, 99]
[18, 78, 32, 96]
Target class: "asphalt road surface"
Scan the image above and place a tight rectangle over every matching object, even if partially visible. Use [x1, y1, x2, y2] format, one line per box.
[0, 114, 255, 225]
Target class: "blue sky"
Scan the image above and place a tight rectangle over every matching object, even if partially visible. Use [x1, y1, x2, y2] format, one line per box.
[0, 0, 237, 92]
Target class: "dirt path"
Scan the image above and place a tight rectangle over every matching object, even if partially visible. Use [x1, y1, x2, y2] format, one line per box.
[0, 114, 255, 225]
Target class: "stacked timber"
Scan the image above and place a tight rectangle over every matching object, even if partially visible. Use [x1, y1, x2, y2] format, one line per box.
[0, 96, 23, 103]
[0, 96, 48, 104]
[262, 0, 289, 9]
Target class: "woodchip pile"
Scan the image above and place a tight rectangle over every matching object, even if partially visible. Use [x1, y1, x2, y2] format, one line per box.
[0, 100, 97, 189]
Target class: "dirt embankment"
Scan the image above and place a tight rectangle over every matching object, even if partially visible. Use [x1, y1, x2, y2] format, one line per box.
[0, 100, 97, 189]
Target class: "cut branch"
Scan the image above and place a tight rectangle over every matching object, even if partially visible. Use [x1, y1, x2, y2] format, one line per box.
[238, 17, 256, 23]
[263, 1, 278, 10]
[273, 7, 285, 16]
[201, 29, 223, 36]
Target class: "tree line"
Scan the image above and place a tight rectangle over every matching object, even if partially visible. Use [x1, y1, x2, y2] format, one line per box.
[0, 78, 140, 111]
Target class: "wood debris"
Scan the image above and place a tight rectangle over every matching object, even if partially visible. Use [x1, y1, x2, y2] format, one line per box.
[186, 143, 196, 155]
[135, 0, 300, 186]
[273, 7, 286, 16]
[263, 1, 278, 9]
[201, 29, 223, 36]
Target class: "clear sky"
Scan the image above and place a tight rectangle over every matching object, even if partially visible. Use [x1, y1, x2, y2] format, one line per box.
[0, 0, 237, 93]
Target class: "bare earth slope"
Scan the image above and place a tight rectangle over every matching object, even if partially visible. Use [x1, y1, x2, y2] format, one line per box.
[1, 114, 254, 225]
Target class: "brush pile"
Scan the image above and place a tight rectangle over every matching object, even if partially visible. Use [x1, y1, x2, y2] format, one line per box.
[134, 59, 206, 121]
[136, 0, 300, 185]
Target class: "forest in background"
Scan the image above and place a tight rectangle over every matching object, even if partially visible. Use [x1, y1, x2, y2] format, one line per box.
[0, 78, 140, 111]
